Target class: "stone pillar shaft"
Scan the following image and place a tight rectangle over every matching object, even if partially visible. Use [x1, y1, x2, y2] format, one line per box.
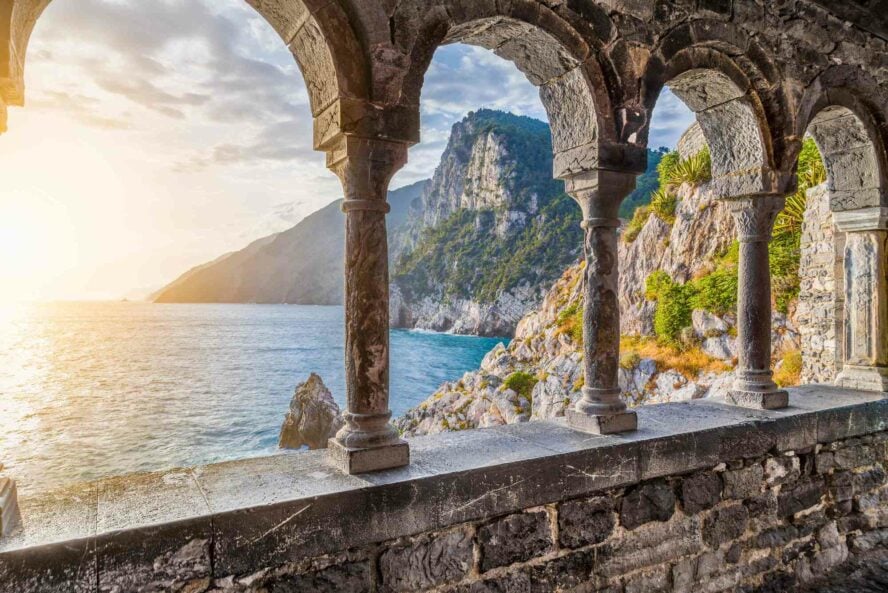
[565, 171, 638, 434]
[835, 207, 888, 392]
[726, 196, 788, 409]
[327, 136, 410, 474]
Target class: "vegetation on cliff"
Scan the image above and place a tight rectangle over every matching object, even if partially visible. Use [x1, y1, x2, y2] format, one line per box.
[643, 138, 825, 346]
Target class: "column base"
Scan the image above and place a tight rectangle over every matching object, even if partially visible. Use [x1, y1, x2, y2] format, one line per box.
[0, 476, 21, 537]
[566, 409, 637, 435]
[726, 389, 788, 410]
[836, 365, 888, 393]
[327, 438, 409, 474]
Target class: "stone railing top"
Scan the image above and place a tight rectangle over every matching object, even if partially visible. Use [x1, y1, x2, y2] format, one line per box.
[1, 386, 885, 582]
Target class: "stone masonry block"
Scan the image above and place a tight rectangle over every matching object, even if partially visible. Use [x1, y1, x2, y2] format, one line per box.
[703, 504, 750, 548]
[478, 511, 553, 572]
[558, 496, 615, 549]
[620, 480, 676, 530]
[681, 472, 723, 513]
[379, 529, 473, 592]
[722, 464, 764, 500]
[778, 478, 826, 517]
[268, 561, 371, 593]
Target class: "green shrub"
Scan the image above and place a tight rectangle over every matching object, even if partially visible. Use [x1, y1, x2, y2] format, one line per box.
[688, 267, 738, 315]
[645, 271, 693, 346]
[650, 188, 677, 223]
[656, 150, 681, 186]
[556, 302, 583, 343]
[503, 371, 537, 400]
[644, 270, 674, 301]
[623, 206, 651, 243]
[664, 147, 712, 187]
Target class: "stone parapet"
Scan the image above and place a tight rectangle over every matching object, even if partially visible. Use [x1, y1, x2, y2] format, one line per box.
[0, 386, 886, 592]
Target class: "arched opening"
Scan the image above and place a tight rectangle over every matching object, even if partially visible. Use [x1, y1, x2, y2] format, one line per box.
[618, 55, 780, 406]
[0, 0, 354, 496]
[796, 102, 888, 391]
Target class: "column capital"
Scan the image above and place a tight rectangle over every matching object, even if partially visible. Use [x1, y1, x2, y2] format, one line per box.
[725, 195, 786, 242]
[326, 135, 409, 202]
[833, 206, 888, 233]
[564, 169, 638, 220]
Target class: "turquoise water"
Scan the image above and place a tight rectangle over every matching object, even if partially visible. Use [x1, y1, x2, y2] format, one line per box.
[0, 302, 505, 495]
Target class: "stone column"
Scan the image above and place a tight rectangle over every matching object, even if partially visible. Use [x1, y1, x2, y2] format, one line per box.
[326, 136, 410, 474]
[565, 171, 638, 434]
[726, 196, 788, 409]
[834, 207, 888, 392]
[0, 464, 21, 538]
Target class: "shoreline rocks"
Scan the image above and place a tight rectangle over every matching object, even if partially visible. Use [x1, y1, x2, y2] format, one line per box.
[279, 374, 343, 450]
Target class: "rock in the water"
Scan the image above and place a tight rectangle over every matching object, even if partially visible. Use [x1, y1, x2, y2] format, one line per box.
[279, 374, 343, 450]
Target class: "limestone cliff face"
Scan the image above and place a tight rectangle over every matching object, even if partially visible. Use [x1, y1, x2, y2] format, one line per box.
[391, 109, 580, 336]
[619, 182, 737, 335]
[396, 180, 810, 437]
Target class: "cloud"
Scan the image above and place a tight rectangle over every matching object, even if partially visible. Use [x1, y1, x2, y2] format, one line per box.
[28, 90, 133, 130]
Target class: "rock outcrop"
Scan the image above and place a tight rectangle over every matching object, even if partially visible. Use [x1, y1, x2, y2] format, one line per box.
[279, 374, 343, 450]
[390, 109, 581, 336]
[397, 178, 814, 438]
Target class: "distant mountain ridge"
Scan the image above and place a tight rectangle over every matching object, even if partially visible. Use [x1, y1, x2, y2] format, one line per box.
[154, 110, 665, 337]
[152, 180, 427, 305]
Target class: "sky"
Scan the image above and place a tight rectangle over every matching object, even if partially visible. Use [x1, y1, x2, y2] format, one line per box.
[0, 0, 693, 301]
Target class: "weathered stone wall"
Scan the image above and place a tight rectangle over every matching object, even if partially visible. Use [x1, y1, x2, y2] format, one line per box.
[208, 431, 887, 593]
[4, 388, 884, 593]
[797, 185, 844, 384]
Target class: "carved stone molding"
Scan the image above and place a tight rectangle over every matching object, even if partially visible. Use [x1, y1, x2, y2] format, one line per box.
[726, 195, 786, 243]
[835, 213, 888, 393]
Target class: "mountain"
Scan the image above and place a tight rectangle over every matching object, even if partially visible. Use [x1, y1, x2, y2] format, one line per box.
[152, 180, 427, 305]
[154, 110, 665, 331]
[390, 110, 581, 336]
[396, 132, 830, 437]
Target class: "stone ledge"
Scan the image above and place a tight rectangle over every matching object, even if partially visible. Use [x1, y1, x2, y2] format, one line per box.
[0, 386, 885, 591]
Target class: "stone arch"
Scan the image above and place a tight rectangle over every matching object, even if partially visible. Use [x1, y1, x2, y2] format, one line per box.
[794, 79, 888, 389]
[639, 22, 792, 198]
[0, 0, 369, 147]
[390, 0, 629, 178]
[797, 82, 887, 211]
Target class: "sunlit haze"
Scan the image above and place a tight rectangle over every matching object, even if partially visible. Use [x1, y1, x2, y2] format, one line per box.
[0, 0, 692, 302]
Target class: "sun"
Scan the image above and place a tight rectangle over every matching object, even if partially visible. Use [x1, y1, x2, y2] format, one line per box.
[0, 197, 75, 301]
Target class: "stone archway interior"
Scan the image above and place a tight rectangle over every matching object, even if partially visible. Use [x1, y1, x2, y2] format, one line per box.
[666, 68, 767, 179]
[442, 17, 599, 177]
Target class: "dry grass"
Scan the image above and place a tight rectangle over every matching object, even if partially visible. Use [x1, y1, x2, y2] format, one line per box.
[620, 335, 732, 379]
[774, 349, 803, 387]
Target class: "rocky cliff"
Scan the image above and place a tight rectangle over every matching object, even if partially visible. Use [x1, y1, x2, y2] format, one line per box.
[152, 180, 426, 305]
[279, 373, 343, 450]
[390, 110, 582, 336]
[396, 175, 811, 437]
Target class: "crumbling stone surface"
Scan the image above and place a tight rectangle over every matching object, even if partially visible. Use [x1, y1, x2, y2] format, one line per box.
[477, 510, 553, 572]
[620, 480, 676, 530]
[379, 529, 473, 592]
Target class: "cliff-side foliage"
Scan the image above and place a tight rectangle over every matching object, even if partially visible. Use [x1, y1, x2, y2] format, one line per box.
[643, 138, 825, 344]
[623, 147, 712, 243]
[393, 191, 581, 303]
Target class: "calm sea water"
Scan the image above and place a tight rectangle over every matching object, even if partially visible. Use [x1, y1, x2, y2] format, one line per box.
[0, 302, 505, 496]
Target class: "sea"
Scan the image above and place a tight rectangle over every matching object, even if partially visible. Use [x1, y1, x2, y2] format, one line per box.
[0, 302, 505, 496]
